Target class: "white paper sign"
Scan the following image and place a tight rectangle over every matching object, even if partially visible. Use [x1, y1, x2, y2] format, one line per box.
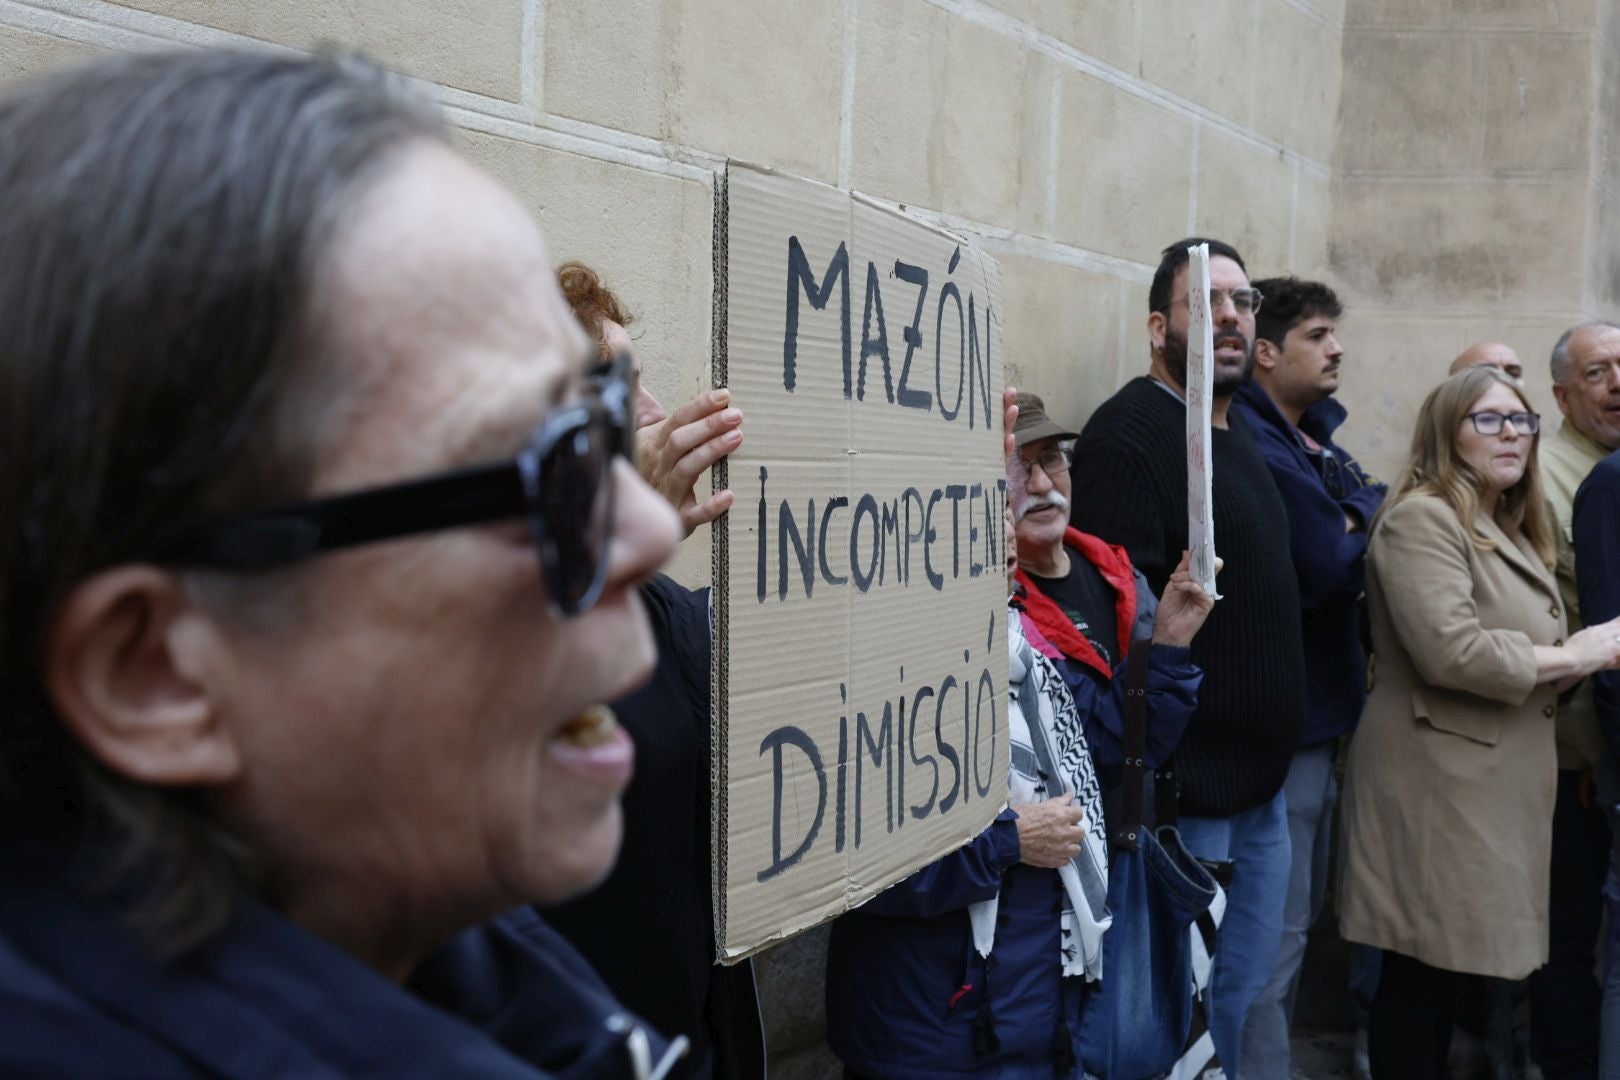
[1185, 244, 1220, 598]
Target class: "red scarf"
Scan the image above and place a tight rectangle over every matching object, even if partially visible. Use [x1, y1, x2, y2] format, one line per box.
[1014, 527, 1138, 680]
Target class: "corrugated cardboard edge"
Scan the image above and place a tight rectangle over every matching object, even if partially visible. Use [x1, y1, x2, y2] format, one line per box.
[848, 189, 973, 252]
[710, 163, 732, 965]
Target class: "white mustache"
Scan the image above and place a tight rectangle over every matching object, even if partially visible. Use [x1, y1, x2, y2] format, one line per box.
[1016, 490, 1070, 521]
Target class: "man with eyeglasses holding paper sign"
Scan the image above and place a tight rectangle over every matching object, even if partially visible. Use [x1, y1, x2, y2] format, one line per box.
[1068, 238, 1305, 1078]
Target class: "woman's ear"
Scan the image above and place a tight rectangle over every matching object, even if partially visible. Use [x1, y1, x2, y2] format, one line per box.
[45, 567, 243, 788]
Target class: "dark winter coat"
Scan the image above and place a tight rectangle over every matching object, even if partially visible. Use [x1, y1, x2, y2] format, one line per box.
[0, 835, 673, 1078]
[544, 575, 764, 1080]
[1233, 381, 1386, 746]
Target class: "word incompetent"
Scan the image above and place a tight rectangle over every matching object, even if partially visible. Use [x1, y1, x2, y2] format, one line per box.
[755, 466, 1008, 600]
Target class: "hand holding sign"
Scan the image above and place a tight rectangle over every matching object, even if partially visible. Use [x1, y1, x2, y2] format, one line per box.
[637, 387, 744, 537]
[1014, 792, 1086, 869]
[1152, 550, 1221, 648]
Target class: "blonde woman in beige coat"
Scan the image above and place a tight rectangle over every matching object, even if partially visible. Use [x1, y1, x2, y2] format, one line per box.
[1338, 366, 1620, 1079]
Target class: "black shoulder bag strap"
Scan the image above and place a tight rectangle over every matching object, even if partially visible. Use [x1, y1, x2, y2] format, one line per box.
[1111, 635, 1185, 852]
[1111, 636, 1152, 851]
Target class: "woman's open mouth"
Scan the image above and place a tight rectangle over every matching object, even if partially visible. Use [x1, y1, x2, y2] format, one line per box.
[550, 705, 635, 787]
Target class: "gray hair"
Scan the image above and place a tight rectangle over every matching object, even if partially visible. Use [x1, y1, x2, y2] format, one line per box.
[1550, 320, 1620, 383]
[0, 47, 444, 950]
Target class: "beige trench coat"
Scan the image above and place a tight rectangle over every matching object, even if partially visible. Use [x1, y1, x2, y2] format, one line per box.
[1338, 494, 1566, 979]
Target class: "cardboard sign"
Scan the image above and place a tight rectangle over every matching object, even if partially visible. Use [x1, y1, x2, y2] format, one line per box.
[1184, 243, 1220, 598]
[710, 162, 1010, 962]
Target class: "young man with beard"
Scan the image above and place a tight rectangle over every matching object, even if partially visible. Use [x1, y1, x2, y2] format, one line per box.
[1067, 238, 1306, 1078]
[1230, 278, 1386, 1079]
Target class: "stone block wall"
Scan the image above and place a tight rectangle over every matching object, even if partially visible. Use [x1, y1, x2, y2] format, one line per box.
[0, 1, 1343, 590]
[1331, 0, 1620, 479]
[5, 0, 1614, 1071]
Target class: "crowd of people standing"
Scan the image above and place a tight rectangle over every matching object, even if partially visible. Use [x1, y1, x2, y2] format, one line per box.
[4, 44, 1620, 1080]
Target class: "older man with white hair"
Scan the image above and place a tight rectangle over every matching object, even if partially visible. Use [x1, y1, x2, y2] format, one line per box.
[1011, 392, 1215, 779]
[826, 392, 1216, 1080]
[1531, 320, 1620, 1078]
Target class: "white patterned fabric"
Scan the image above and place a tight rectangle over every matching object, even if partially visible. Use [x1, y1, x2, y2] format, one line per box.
[970, 615, 1112, 981]
[1167, 876, 1227, 1080]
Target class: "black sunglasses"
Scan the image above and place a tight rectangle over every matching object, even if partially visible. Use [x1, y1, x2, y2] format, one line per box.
[142, 353, 635, 616]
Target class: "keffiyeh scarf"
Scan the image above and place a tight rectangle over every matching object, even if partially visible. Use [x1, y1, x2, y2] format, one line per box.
[970, 615, 1111, 981]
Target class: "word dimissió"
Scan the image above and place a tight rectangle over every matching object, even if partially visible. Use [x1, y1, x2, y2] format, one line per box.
[757, 633, 1003, 883]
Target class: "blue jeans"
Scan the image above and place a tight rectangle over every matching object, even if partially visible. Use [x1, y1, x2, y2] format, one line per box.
[1178, 788, 1291, 1080]
[1238, 742, 1336, 1080]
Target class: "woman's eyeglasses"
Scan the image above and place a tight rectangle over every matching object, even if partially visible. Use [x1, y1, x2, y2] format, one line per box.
[142, 353, 636, 616]
[1463, 410, 1541, 437]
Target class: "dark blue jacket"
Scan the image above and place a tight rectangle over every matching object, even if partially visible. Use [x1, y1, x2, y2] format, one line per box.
[825, 599, 1200, 1078]
[1575, 450, 1620, 759]
[0, 836, 676, 1078]
[1233, 381, 1386, 747]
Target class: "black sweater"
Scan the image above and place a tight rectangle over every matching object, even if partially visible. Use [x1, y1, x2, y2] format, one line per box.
[542, 575, 763, 1080]
[1068, 377, 1305, 817]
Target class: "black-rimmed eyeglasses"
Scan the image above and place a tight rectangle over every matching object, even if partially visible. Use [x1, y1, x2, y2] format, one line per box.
[1463, 410, 1540, 437]
[141, 353, 636, 616]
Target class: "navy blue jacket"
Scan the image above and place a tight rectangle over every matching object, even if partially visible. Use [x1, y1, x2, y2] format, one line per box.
[1575, 450, 1620, 759]
[1233, 381, 1386, 747]
[0, 836, 676, 1078]
[825, 600, 1201, 1078]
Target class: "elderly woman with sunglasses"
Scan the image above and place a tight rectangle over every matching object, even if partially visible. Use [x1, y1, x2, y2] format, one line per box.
[1337, 366, 1620, 1079]
[0, 49, 685, 1078]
